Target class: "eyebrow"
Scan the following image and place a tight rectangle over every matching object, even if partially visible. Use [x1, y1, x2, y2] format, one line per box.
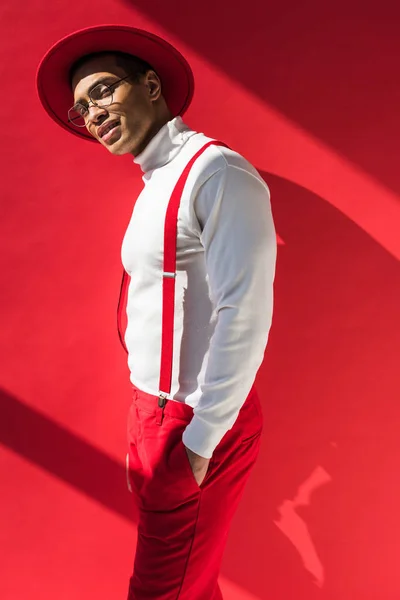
[74, 75, 117, 105]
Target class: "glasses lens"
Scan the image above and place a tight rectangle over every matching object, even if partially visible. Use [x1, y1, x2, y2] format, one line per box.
[68, 105, 87, 128]
[68, 85, 113, 127]
[90, 83, 113, 105]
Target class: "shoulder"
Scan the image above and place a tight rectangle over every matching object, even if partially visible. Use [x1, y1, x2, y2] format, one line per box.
[186, 134, 269, 196]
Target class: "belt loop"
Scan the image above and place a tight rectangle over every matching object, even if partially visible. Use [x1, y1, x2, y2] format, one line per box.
[156, 392, 168, 426]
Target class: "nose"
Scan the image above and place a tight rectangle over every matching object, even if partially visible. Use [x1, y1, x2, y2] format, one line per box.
[86, 103, 108, 126]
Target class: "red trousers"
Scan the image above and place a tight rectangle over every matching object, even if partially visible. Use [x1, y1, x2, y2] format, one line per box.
[126, 386, 263, 599]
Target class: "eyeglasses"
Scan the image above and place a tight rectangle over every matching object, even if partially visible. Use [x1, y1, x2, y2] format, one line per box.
[68, 74, 133, 128]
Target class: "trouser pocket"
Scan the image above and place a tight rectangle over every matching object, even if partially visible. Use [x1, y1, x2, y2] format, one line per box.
[128, 407, 201, 511]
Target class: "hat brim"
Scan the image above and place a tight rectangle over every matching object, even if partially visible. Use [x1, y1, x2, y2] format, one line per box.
[36, 24, 194, 142]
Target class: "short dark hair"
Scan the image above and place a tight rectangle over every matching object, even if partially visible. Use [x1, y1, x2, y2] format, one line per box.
[69, 51, 155, 88]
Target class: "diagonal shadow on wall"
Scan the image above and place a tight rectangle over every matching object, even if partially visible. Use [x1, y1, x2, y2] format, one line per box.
[120, 0, 400, 195]
[0, 387, 136, 523]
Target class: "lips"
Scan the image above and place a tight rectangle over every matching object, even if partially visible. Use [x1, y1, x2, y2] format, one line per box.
[98, 119, 120, 138]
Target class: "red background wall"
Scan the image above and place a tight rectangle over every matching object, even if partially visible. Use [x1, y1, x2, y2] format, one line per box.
[1, 1, 400, 599]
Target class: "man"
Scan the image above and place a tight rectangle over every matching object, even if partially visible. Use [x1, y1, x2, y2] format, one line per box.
[37, 25, 277, 599]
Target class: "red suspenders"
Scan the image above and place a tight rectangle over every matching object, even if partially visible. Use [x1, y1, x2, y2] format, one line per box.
[117, 140, 228, 405]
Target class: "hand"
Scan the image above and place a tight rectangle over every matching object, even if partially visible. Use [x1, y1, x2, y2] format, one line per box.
[184, 446, 210, 486]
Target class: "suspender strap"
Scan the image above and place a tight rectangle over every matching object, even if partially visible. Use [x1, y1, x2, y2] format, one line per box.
[117, 268, 130, 354]
[159, 140, 228, 397]
[117, 140, 229, 400]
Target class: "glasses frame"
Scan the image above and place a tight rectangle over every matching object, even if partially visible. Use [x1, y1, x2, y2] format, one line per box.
[68, 73, 134, 128]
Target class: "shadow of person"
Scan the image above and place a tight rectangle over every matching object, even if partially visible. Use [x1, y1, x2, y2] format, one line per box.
[1, 169, 399, 599]
[220, 172, 400, 599]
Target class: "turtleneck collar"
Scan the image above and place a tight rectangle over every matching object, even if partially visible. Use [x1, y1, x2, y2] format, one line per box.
[133, 116, 197, 175]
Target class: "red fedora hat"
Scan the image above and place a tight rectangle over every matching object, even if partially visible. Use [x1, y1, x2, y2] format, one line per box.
[36, 24, 194, 142]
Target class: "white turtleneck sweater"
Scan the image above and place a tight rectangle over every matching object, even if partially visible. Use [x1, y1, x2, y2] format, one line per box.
[121, 117, 276, 458]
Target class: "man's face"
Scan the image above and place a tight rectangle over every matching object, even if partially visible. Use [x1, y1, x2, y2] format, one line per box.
[71, 54, 158, 156]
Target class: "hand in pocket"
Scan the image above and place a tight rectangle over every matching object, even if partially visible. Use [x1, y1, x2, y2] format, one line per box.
[184, 445, 211, 486]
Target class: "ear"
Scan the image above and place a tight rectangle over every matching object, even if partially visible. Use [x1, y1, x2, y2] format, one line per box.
[145, 70, 162, 101]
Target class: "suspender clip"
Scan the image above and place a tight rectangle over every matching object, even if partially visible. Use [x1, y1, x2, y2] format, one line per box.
[158, 392, 168, 408]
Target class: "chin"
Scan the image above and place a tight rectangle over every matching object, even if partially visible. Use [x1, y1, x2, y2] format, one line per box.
[103, 137, 131, 156]
[107, 144, 131, 156]
[104, 132, 139, 156]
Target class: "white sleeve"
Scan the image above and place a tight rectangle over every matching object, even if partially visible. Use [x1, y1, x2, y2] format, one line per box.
[182, 163, 277, 458]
